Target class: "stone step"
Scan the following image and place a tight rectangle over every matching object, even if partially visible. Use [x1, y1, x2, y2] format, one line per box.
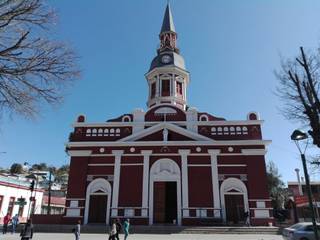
[31, 224, 281, 235]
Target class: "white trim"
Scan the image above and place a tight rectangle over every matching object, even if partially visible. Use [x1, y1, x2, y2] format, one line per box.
[67, 150, 92, 156]
[208, 150, 221, 218]
[141, 150, 152, 217]
[72, 120, 264, 128]
[218, 164, 247, 167]
[241, 149, 267, 155]
[149, 159, 182, 225]
[249, 199, 272, 201]
[220, 177, 249, 223]
[118, 122, 213, 142]
[67, 140, 271, 147]
[111, 150, 123, 217]
[66, 198, 85, 201]
[88, 164, 114, 166]
[121, 163, 143, 166]
[188, 164, 211, 167]
[179, 150, 190, 218]
[65, 207, 85, 209]
[84, 178, 112, 225]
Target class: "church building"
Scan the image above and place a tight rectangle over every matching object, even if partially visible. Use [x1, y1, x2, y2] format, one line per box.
[64, 4, 273, 226]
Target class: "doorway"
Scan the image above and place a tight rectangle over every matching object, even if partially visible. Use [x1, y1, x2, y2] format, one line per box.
[88, 195, 108, 223]
[153, 182, 177, 224]
[225, 194, 245, 224]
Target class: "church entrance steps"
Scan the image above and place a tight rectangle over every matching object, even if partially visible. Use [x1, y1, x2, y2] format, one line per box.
[32, 224, 281, 235]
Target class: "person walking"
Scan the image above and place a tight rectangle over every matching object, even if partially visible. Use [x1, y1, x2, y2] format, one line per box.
[123, 219, 130, 240]
[11, 214, 19, 234]
[244, 211, 250, 227]
[73, 220, 81, 240]
[20, 218, 33, 240]
[108, 220, 117, 240]
[2, 213, 11, 234]
[115, 219, 122, 240]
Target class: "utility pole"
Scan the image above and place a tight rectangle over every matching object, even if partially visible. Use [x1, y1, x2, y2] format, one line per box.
[47, 171, 52, 215]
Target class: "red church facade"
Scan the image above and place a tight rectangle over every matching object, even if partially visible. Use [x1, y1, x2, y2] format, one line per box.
[64, 4, 273, 226]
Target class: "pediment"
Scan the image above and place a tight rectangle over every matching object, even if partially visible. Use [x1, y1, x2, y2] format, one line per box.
[118, 122, 213, 142]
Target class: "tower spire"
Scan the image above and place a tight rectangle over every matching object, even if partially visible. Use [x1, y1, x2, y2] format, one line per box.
[160, 2, 176, 34]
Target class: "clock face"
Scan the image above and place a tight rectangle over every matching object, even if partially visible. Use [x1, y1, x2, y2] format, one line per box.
[161, 55, 172, 64]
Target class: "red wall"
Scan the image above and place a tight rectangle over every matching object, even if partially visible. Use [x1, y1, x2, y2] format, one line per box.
[67, 157, 89, 198]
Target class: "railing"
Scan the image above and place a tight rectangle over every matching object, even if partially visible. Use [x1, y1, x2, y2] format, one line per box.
[111, 207, 149, 218]
[181, 207, 222, 218]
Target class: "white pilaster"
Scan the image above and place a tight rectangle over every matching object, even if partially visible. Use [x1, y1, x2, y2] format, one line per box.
[208, 149, 221, 217]
[141, 150, 152, 217]
[111, 150, 123, 217]
[179, 149, 190, 218]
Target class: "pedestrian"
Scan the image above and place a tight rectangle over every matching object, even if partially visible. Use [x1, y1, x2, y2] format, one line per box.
[115, 218, 122, 240]
[108, 220, 117, 240]
[2, 213, 11, 234]
[20, 218, 33, 240]
[72, 220, 81, 240]
[244, 211, 250, 227]
[123, 219, 130, 240]
[11, 214, 19, 234]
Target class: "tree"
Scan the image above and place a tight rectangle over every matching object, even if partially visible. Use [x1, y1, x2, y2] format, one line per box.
[0, 0, 79, 118]
[31, 162, 48, 171]
[10, 163, 23, 174]
[266, 161, 289, 210]
[276, 47, 320, 148]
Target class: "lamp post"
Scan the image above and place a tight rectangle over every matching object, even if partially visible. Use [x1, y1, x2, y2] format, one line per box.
[291, 129, 319, 240]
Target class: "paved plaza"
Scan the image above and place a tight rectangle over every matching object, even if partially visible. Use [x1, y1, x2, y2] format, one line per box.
[0, 233, 283, 240]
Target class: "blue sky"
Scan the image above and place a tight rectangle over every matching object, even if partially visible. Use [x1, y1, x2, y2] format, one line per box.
[1, 0, 320, 183]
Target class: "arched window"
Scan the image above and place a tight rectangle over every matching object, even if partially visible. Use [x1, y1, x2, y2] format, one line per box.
[110, 128, 115, 136]
[98, 128, 103, 136]
[104, 129, 109, 136]
[92, 129, 97, 136]
[242, 126, 248, 135]
[230, 127, 235, 135]
[217, 127, 223, 135]
[116, 128, 120, 136]
[199, 114, 208, 122]
[211, 127, 216, 135]
[223, 127, 229, 135]
[236, 126, 242, 134]
[122, 116, 131, 122]
[86, 129, 91, 136]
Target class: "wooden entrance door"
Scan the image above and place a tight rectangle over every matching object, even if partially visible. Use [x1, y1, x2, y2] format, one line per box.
[153, 182, 177, 224]
[88, 195, 108, 223]
[225, 194, 245, 224]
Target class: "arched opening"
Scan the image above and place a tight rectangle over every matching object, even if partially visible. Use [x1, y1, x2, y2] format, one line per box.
[84, 178, 112, 225]
[149, 159, 181, 225]
[220, 178, 249, 225]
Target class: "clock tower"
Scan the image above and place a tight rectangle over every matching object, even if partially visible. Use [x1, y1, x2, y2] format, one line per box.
[146, 3, 190, 110]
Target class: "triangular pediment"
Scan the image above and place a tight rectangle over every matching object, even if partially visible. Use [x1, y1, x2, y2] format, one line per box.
[118, 122, 213, 142]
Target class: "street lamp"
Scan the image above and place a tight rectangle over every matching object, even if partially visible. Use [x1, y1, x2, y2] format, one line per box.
[291, 129, 319, 240]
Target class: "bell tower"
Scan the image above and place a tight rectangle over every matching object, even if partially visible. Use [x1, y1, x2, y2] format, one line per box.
[145, 3, 190, 110]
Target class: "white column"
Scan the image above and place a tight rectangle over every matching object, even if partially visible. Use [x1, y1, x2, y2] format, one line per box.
[141, 150, 152, 217]
[208, 149, 221, 217]
[111, 150, 123, 217]
[179, 149, 190, 218]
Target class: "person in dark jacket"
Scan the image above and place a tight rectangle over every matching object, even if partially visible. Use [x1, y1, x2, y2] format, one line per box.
[115, 218, 122, 240]
[20, 219, 33, 240]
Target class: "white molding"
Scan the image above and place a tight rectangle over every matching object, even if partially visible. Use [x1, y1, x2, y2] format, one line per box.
[149, 159, 182, 226]
[121, 163, 143, 166]
[209, 150, 221, 218]
[84, 178, 112, 225]
[220, 178, 249, 223]
[67, 150, 92, 156]
[241, 149, 267, 155]
[111, 150, 123, 217]
[88, 164, 114, 166]
[179, 150, 190, 217]
[188, 164, 211, 167]
[67, 140, 271, 148]
[72, 120, 264, 128]
[249, 199, 272, 201]
[218, 164, 247, 167]
[141, 150, 152, 217]
[118, 122, 213, 142]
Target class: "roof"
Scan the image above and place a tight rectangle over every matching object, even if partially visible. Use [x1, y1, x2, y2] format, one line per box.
[149, 52, 186, 71]
[160, 3, 176, 33]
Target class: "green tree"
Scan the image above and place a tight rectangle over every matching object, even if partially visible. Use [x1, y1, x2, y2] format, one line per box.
[10, 163, 23, 174]
[266, 161, 289, 210]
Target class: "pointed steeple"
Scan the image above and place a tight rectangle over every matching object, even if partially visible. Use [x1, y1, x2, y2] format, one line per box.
[160, 3, 176, 33]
